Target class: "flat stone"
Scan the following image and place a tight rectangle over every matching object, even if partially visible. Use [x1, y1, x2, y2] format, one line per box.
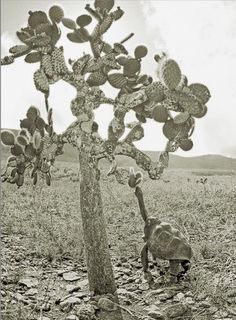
[159, 293, 169, 301]
[77, 278, 89, 288]
[63, 271, 80, 282]
[139, 283, 149, 291]
[66, 284, 80, 293]
[163, 303, 189, 318]
[66, 315, 79, 320]
[19, 277, 39, 288]
[148, 310, 165, 319]
[173, 292, 185, 302]
[60, 296, 81, 308]
[25, 288, 38, 296]
[185, 297, 195, 305]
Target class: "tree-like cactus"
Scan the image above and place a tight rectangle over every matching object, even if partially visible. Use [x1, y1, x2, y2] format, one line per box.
[1, 1, 211, 318]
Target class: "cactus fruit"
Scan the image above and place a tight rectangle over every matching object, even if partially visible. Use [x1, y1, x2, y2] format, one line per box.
[1, 130, 15, 146]
[158, 58, 182, 90]
[179, 138, 193, 151]
[173, 111, 190, 124]
[28, 11, 49, 29]
[16, 135, 28, 146]
[134, 45, 148, 59]
[62, 18, 77, 30]
[16, 31, 31, 44]
[188, 83, 211, 104]
[76, 15, 92, 28]
[123, 59, 141, 77]
[87, 71, 107, 86]
[152, 104, 169, 123]
[51, 47, 69, 75]
[26, 106, 40, 121]
[108, 73, 127, 89]
[25, 52, 42, 63]
[145, 82, 165, 103]
[94, 0, 115, 12]
[48, 5, 64, 23]
[34, 69, 49, 94]
[11, 144, 24, 156]
[41, 54, 53, 77]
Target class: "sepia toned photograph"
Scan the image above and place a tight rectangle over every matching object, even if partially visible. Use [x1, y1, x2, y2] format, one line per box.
[1, 0, 236, 319]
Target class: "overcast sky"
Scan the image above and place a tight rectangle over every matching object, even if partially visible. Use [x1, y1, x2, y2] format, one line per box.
[1, 0, 236, 157]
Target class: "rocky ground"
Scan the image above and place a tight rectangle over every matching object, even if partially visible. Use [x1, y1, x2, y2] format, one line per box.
[1, 166, 236, 319]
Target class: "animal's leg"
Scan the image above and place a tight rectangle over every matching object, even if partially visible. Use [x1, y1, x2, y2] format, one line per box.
[177, 260, 191, 281]
[141, 243, 153, 283]
[169, 260, 180, 283]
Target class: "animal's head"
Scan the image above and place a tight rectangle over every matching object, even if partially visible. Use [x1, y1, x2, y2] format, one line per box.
[143, 216, 161, 241]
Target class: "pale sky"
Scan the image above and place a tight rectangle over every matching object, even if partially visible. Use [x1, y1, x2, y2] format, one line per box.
[1, 0, 236, 157]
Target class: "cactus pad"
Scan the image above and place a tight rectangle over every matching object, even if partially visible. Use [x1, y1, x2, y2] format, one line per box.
[11, 144, 24, 156]
[173, 111, 190, 124]
[25, 52, 42, 63]
[188, 83, 211, 104]
[108, 73, 127, 89]
[159, 58, 182, 90]
[134, 45, 148, 59]
[1, 130, 15, 146]
[26, 106, 40, 121]
[152, 104, 169, 123]
[179, 138, 193, 151]
[76, 15, 92, 28]
[62, 18, 77, 30]
[16, 135, 28, 146]
[28, 11, 49, 29]
[87, 71, 107, 86]
[163, 119, 189, 140]
[34, 69, 49, 94]
[94, 0, 115, 12]
[51, 47, 69, 75]
[49, 5, 64, 23]
[145, 82, 165, 103]
[123, 59, 141, 77]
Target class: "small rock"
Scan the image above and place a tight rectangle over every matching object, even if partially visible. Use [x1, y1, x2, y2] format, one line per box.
[74, 291, 88, 298]
[139, 283, 149, 291]
[38, 317, 50, 320]
[173, 292, 185, 302]
[42, 302, 51, 311]
[66, 284, 80, 293]
[117, 288, 128, 296]
[209, 306, 218, 314]
[19, 277, 39, 288]
[159, 293, 168, 301]
[185, 297, 195, 305]
[163, 303, 189, 318]
[148, 310, 165, 319]
[66, 315, 79, 320]
[63, 272, 80, 282]
[97, 297, 118, 311]
[25, 288, 38, 296]
[60, 296, 81, 308]
[1, 290, 6, 297]
[77, 278, 89, 288]
[200, 300, 212, 308]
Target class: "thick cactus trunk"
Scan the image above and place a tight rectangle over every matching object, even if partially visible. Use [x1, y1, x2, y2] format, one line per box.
[78, 146, 123, 319]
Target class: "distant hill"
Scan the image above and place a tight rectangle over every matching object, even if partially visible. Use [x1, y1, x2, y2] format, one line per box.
[1, 129, 236, 171]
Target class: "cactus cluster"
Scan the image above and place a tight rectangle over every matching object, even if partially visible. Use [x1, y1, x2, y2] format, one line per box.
[1, 0, 211, 187]
[1, 106, 64, 187]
